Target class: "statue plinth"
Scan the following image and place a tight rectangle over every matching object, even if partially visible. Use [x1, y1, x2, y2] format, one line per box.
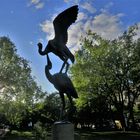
[52, 121, 74, 140]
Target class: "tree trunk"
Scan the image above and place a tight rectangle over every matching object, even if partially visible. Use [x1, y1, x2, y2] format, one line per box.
[128, 105, 136, 130]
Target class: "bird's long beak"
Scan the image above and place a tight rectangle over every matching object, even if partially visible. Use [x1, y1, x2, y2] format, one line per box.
[47, 54, 52, 69]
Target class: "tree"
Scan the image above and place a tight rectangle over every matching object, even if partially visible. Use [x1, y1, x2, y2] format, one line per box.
[0, 37, 45, 129]
[70, 25, 140, 130]
[70, 32, 113, 129]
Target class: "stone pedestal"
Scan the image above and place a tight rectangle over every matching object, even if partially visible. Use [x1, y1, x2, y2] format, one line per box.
[52, 121, 74, 140]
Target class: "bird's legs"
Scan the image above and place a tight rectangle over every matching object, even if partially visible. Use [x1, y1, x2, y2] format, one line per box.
[67, 94, 73, 107]
[59, 93, 65, 120]
[66, 94, 77, 121]
[60, 59, 69, 74]
[65, 62, 70, 74]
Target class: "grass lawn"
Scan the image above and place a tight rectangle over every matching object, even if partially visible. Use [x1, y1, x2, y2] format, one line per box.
[75, 131, 140, 140]
[1, 130, 140, 140]
[1, 130, 35, 140]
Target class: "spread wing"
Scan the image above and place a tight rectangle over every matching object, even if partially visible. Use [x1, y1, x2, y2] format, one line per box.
[53, 5, 78, 46]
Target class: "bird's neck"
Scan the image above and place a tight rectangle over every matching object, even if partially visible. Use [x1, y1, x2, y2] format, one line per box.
[45, 67, 53, 83]
[38, 46, 47, 56]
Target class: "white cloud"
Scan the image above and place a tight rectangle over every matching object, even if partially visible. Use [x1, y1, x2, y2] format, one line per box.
[101, 2, 114, 13]
[39, 4, 124, 53]
[105, 2, 114, 9]
[81, 2, 96, 14]
[67, 11, 124, 51]
[40, 20, 54, 40]
[31, 0, 40, 4]
[92, 12, 124, 39]
[35, 2, 44, 9]
[77, 12, 88, 22]
[67, 22, 84, 52]
[64, 0, 79, 4]
[29, 41, 33, 45]
[28, 0, 44, 9]
[38, 38, 44, 43]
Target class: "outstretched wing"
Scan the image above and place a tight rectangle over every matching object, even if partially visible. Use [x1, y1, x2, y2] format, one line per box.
[53, 5, 78, 46]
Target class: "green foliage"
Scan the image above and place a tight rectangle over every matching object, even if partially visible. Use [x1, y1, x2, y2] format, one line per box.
[0, 37, 45, 128]
[34, 121, 48, 140]
[11, 130, 33, 137]
[40, 93, 61, 122]
[70, 25, 140, 129]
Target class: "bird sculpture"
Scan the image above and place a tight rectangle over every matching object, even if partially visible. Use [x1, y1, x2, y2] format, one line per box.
[38, 5, 78, 73]
[45, 54, 78, 119]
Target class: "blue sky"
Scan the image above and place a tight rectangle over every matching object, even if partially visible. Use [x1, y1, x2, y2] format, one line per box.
[0, 0, 140, 93]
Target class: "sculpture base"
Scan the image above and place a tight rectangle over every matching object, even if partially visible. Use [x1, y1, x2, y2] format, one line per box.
[52, 121, 74, 140]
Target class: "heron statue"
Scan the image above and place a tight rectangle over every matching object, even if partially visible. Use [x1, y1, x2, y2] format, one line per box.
[38, 5, 78, 73]
[45, 54, 78, 119]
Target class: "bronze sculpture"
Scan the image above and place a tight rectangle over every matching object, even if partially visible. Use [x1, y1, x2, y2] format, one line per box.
[45, 54, 78, 119]
[38, 5, 78, 73]
[38, 5, 79, 120]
